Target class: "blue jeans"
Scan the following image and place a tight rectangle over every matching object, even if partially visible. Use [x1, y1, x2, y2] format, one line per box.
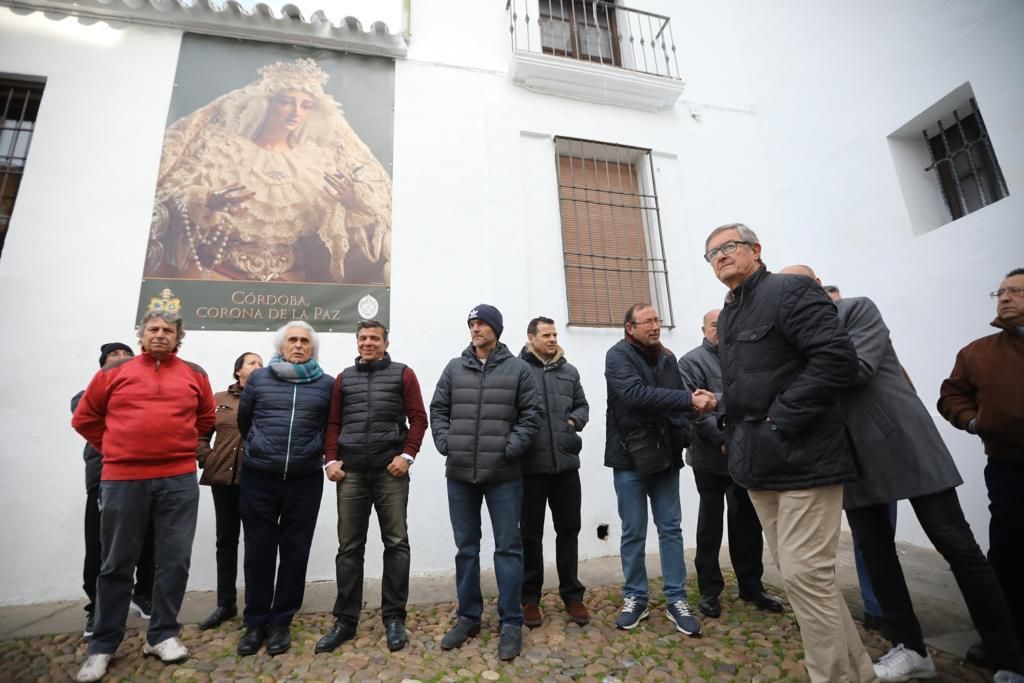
[613, 467, 687, 603]
[89, 473, 199, 655]
[447, 478, 523, 627]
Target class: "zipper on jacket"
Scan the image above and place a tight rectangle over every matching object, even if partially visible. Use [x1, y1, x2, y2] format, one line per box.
[543, 370, 556, 471]
[284, 384, 297, 480]
[472, 362, 486, 483]
[155, 358, 161, 395]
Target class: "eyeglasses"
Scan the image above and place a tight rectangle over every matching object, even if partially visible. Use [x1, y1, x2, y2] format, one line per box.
[631, 317, 662, 327]
[704, 240, 751, 263]
[990, 287, 1024, 299]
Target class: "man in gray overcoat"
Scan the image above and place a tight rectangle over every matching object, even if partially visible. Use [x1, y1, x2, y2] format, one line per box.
[781, 266, 1024, 683]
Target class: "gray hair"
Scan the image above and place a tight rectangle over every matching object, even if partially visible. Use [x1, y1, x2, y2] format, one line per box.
[273, 320, 320, 359]
[704, 222, 760, 251]
[137, 310, 185, 349]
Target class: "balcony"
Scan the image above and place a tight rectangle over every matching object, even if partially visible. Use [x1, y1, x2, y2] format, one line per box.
[506, 0, 685, 111]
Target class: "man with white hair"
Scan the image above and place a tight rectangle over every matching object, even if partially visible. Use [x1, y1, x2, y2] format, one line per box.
[236, 321, 334, 658]
[72, 312, 215, 682]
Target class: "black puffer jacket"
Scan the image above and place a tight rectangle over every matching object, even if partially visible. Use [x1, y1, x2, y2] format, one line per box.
[430, 342, 542, 484]
[678, 339, 728, 475]
[337, 355, 409, 471]
[718, 267, 859, 490]
[604, 337, 693, 470]
[519, 346, 589, 475]
[238, 367, 334, 477]
[71, 390, 102, 492]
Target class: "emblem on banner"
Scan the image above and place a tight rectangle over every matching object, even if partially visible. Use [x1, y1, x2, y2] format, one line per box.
[357, 294, 379, 319]
[148, 288, 182, 314]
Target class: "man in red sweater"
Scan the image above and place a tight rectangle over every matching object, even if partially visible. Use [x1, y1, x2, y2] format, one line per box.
[939, 267, 1024, 670]
[72, 311, 215, 683]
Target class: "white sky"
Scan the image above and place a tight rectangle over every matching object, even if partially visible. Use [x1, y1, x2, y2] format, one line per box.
[233, 0, 403, 27]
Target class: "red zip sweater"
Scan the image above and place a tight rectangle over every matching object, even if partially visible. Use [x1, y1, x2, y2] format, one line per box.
[72, 351, 217, 480]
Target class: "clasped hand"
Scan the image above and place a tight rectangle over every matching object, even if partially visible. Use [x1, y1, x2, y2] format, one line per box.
[691, 389, 717, 415]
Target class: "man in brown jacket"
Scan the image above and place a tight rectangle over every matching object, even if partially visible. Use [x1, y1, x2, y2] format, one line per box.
[939, 267, 1024, 663]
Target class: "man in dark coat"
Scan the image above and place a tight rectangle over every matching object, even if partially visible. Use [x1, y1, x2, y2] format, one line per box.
[781, 265, 1024, 682]
[704, 224, 872, 683]
[940, 267, 1024, 676]
[604, 302, 715, 637]
[430, 304, 542, 661]
[678, 309, 781, 620]
[518, 316, 590, 628]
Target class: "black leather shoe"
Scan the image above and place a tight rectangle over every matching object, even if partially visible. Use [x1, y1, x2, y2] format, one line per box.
[386, 621, 408, 652]
[698, 594, 721, 618]
[266, 625, 291, 656]
[741, 590, 784, 613]
[199, 605, 238, 631]
[965, 641, 988, 668]
[315, 620, 356, 654]
[237, 625, 267, 656]
[440, 617, 481, 650]
[498, 624, 522, 661]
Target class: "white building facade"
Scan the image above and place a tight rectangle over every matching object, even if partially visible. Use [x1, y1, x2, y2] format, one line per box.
[0, 0, 1020, 606]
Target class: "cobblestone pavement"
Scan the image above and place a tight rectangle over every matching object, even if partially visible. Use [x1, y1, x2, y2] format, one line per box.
[0, 577, 989, 682]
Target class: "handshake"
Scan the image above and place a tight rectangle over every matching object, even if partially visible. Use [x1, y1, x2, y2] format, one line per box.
[691, 389, 717, 415]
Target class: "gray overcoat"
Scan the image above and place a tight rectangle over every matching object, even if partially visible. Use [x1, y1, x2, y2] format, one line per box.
[838, 296, 962, 509]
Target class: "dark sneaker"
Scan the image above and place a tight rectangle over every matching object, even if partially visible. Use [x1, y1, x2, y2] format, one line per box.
[498, 624, 522, 661]
[665, 599, 701, 636]
[83, 611, 95, 638]
[130, 594, 152, 620]
[316, 620, 356, 653]
[385, 621, 408, 652]
[614, 596, 649, 630]
[565, 600, 590, 626]
[440, 617, 481, 650]
[523, 602, 543, 628]
[698, 594, 721, 618]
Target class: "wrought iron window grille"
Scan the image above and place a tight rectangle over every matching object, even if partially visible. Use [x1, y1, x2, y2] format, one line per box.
[1, 78, 45, 259]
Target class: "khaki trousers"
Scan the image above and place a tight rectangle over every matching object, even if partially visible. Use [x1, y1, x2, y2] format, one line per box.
[749, 485, 877, 683]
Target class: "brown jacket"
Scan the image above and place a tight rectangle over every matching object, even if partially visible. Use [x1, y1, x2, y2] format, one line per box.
[197, 385, 244, 485]
[938, 318, 1024, 461]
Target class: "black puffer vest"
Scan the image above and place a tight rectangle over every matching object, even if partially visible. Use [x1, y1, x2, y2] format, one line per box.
[338, 354, 408, 471]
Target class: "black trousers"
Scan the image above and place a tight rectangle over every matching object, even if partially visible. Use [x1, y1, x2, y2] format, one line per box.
[847, 487, 1024, 672]
[692, 468, 765, 598]
[239, 467, 322, 628]
[83, 485, 155, 614]
[521, 469, 585, 605]
[985, 458, 1024, 645]
[210, 484, 241, 608]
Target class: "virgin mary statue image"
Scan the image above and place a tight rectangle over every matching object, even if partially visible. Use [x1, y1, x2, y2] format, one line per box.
[145, 58, 392, 284]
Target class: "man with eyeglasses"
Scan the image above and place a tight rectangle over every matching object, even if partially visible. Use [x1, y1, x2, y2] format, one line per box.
[781, 265, 1024, 683]
[703, 224, 873, 683]
[604, 303, 716, 637]
[940, 267, 1024, 673]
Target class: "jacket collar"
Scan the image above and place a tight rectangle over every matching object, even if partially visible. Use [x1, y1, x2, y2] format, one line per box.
[725, 265, 769, 304]
[519, 344, 566, 369]
[701, 338, 719, 355]
[461, 341, 512, 369]
[354, 352, 392, 372]
[991, 317, 1024, 337]
[138, 350, 178, 365]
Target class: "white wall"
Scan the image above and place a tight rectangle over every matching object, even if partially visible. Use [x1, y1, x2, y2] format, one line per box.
[0, 0, 1020, 605]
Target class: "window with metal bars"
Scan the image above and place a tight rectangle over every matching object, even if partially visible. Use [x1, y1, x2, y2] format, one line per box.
[554, 136, 673, 328]
[1, 78, 45, 259]
[924, 98, 1008, 222]
[538, 0, 621, 67]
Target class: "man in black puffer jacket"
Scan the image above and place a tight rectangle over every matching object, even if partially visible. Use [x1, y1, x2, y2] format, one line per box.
[518, 316, 590, 628]
[704, 223, 871, 683]
[236, 321, 334, 658]
[430, 304, 542, 662]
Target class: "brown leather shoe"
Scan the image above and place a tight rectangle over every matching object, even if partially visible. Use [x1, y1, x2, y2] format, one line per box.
[565, 600, 590, 626]
[523, 602, 543, 628]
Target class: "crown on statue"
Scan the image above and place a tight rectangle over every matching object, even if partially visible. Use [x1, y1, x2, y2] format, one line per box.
[258, 58, 330, 94]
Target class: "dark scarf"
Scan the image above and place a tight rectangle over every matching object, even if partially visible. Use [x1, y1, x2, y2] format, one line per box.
[625, 332, 664, 363]
[267, 352, 324, 384]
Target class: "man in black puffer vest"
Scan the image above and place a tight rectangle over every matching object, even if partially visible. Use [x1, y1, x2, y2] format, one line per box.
[430, 304, 542, 661]
[518, 316, 590, 628]
[704, 223, 871, 683]
[316, 320, 428, 654]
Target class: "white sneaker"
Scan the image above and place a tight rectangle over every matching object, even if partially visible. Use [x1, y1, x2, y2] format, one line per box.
[994, 671, 1024, 683]
[141, 636, 189, 663]
[76, 654, 110, 682]
[873, 644, 937, 682]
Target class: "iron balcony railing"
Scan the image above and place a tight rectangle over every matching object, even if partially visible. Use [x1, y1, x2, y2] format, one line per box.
[506, 0, 681, 80]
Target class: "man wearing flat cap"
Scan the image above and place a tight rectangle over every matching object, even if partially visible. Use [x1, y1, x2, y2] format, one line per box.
[430, 304, 542, 661]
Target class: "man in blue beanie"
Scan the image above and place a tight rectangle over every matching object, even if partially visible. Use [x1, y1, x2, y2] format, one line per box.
[430, 304, 542, 661]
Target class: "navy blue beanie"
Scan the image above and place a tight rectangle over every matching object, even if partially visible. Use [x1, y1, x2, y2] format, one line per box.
[99, 342, 134, 367]
[467, 304, 504, 339]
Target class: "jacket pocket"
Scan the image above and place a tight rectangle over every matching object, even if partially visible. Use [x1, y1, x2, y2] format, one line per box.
[556, 421, 583, 458]
[735, 417, 806, 481]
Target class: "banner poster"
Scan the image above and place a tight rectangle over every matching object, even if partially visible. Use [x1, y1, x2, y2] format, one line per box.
[137, 33, 395, 332]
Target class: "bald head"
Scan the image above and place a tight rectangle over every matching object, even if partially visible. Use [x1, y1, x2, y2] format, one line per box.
[780, 264, 817, 280]
[701, 308, 721, 346]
